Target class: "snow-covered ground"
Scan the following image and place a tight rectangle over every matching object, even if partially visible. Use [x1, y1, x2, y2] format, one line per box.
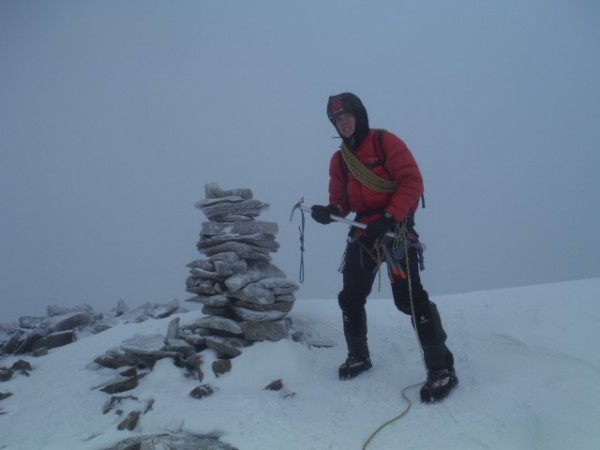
[1, 278, 599, 450]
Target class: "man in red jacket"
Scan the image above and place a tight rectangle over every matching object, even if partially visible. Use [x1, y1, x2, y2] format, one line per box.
[311, 92, 458, 403]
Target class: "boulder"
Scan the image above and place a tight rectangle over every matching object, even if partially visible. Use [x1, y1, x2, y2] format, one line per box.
[241, 320, 288, 342]
[31, 330, 75, 352]
[47, 312, 93, 333]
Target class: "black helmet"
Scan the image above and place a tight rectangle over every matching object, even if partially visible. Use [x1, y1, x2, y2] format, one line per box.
[326, 92, 370, 149]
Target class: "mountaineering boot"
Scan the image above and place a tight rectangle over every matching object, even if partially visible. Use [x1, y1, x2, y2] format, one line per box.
[420, 368, 459, 403]
[338, 354, 372, 380]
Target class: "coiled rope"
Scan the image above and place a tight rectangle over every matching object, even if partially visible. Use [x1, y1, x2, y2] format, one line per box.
[340, 143, 396, 193]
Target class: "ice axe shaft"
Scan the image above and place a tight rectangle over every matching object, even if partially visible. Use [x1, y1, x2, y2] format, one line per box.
[291, 200, 399, 239]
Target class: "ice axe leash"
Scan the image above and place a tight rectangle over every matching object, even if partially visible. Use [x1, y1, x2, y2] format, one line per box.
[290, 197, 401, 283]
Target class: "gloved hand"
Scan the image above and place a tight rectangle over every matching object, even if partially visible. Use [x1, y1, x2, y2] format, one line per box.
[311, 204, 340, 225]
[365, 213, 395, 239]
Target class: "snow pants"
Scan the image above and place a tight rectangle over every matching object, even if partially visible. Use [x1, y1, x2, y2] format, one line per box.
[338, 236, 455, 370]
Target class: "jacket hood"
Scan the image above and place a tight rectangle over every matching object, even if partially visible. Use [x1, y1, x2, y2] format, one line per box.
[327, 92, 370, 149]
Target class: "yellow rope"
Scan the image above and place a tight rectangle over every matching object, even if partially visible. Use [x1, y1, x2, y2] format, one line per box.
[361, 382, 422, 450]
[341, 143, 396, 193]
[362, 223, 427, 450]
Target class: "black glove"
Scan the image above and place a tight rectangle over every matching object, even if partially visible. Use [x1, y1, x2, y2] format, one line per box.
[365, 213, 395, 239]
[311, 204, 340, 225]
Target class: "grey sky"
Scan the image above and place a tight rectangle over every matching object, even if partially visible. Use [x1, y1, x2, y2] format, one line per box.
[1, 0, 599, 323]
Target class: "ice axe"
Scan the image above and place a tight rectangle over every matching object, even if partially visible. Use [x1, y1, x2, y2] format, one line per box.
[289, 197, 400, 239]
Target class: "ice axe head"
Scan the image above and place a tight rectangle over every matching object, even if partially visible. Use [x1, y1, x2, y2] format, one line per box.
[289, 197, 305, 222]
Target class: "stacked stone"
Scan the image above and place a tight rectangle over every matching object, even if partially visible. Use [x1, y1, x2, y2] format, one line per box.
[185, 183, 298, 352]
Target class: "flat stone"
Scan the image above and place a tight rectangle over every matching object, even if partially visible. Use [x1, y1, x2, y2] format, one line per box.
[225, 261, 285, 292]
[232, 306, 288, 322]
[201, 220, 278, 236]
[194, 317, 243, 336]
[165, 338, 195, 357]
[151, 299, 180, 319]
[94, 350, 130, 369]
[120, 334, 166, 357]
[205, 336, 246, 358]
[199, 199, 269, 221]
[228, 283, 274, 305]
[233, 299, 294, 313]
[47, 312, 93, 333]
[241, 320, 288, 342]
[100, 375, 140, 394]
[204, 183, 253, 200]
[31, 330, 75, 352]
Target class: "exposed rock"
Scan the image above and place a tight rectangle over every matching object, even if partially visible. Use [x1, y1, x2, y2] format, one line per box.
[204, 183, 253, 200]
[264, 378, 283, 391]
[119, 367, 137, 378]
[263, 379, 296, 399]
[95, 350, 131, 369]
[201, 220, 278, 236]
[241, 320, 288, 341]
[189, 384, 215, 399]
[228, 282, 275, 305]
[183, 353, 204, 381]
[198, 199, 269, 221]
[18, 316, 46, 330]
[117, 410, 141, 431]
[120, 334, 167, 358]
[0, 368, 13, 382]
[14, 329, 45, 354]
[0, 391, 13, 401]
[231, 306, 287, 322]
[100, 375, 142, 394]
[115, 299, 129, 316]
[47, 312, 93, 333]
[33, 347, 48, 357]
[47, 304, 94, 317]
[102, 432, 239, 450]
[165, 338, 195, 358]
[195, 317, 243, 336]
[166, 317, 180, 339]
[2, 331, 24, 354]
[151, 299, 180, 319]
[212, 359, 232, 377]
[179, 331, 208, 350]
[31, 330, 75, 352]
[120, 302, 187, 323]
[224, 261, 286, 292]
[11, 359, 32, 373]
[205, 336, 246, 358]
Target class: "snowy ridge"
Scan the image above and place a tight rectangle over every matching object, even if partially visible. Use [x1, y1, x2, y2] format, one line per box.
[1, 278, 600, 450]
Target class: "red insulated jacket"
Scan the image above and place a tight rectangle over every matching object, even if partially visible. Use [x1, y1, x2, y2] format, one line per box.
[328, 129, 423, 225]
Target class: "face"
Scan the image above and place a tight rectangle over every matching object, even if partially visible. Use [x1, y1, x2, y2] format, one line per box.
[334, 113, 355, 138]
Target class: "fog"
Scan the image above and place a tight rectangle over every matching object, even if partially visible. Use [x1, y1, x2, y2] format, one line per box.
[1, 0, 599, 323]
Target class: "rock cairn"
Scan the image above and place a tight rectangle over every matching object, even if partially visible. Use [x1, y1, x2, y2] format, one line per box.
[185, 183, 299, 356]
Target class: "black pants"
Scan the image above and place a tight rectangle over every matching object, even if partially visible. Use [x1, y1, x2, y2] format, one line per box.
[338, 236, 454, 370]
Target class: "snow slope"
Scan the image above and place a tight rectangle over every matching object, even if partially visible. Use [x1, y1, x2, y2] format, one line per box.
[1, 278, 599, 450]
